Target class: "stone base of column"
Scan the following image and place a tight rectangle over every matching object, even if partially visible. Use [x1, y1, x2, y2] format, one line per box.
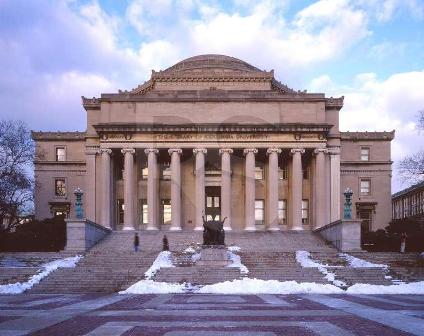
[223, 225, 232, 231]
[194, 226, 203, 231]
[291, 226, 304, 231]
[268, 226, 280, 231]
[169, 226, 181, 231]
[122, 226, 135, 231]
[244, 226, 256, 232]
[146, 226, 159, 231]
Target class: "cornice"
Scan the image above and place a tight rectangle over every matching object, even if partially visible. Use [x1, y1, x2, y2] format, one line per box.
[341, 160, 393, 165]
[32, 131, 86, 141]
[325, 96, 344, 109]
[34, 161, 86, 165]
[340, 131, 395, 141]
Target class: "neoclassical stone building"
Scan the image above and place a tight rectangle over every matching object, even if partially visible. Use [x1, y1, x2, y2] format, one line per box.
[32, 55, 394, 233]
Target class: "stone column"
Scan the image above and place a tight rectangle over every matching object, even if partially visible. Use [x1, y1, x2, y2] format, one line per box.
[193, 148, 207, 231]
[244, 148, 258, 231]
[219, 148, 233, 231]
[314, 148, 328, 229]
[85, 148, 98, 223]
[267, 148, 282, 231]
[145, 148, 159, 230]
[168, 148, 182, 231]
[290, 148, 305, 230]
[121, 148, 135, 230]
[99, 149, 111, 228]
[329, 147, 341, 222]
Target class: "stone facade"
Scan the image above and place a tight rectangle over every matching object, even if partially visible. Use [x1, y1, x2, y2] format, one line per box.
[32, 54, 394, 233]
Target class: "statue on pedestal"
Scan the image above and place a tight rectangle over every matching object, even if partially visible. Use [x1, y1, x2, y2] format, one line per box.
[202, 215, 227, 246]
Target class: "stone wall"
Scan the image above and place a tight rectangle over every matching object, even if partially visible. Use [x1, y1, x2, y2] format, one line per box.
[65, 219, 111, 251]
[314, 219, 362, 251]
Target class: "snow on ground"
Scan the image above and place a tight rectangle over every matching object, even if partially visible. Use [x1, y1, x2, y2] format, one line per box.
[228, 245, 241, 252]
[296, 251, 347, 288]
[227, 250, 249, 274]
[346, 281, 424, 294]
[119, 280, 187, 294]
[191, 252, 201, 263]
[184, 247, 196, 253]
[339, 253, 389, 269]
[0, 255, 83, 294]
[198, 278, 343, 294]
[144, 251, 175, 279]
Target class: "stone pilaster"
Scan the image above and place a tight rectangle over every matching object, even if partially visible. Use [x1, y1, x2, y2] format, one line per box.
[314, 148, 328, 229]
[244, 148, 258, 231]
[168, 148, 182, 231]
[99, 148, 111, 229]
[145, 148, 159, 230]
[121, 148, 135, 230]
[267, 148, 282, 231]
[329, 147, 341, 223]
[85, 148, 98, 223]
[290, 148, 305, 230]
[219, 148, 233, 231]
[193, 148, 207, 231]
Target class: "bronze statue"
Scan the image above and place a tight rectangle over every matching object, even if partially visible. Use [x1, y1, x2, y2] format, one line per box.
[202, 215, 227, 245]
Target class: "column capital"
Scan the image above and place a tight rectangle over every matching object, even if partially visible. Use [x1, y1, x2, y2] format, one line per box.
[99, 148, 112, 155]
[168, 148, 182, 155]
[313, 148, 328, 155]
[327, 147, 340, 155]
[243, 148, 258, 155]
[266, 148, 282, 155]
[144, 148, 159, 155]
[290, 148, 305, 155]
[219, 148, 233, 155]
[121, 148, 135, 155]
[193, 148, 207, 155]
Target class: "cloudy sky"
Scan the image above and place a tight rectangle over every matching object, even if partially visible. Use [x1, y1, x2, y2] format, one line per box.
[0, 0, 423, 191]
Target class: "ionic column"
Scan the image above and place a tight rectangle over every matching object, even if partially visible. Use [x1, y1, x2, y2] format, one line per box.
[290, 148, 305, 230]
[329, 147, 341, 222]
[168, 148, 182, 231]
[219, 148, 233, 231]
[244, 148, 258, 231]
[145, 148, 159, 230]
[99, 148, 111, 228]
[85, 148, 98, 223]
[314, 148, 328, 229]
[121, 148, 135, 230]
[267, 148, 282, 231]
[193, 148, 207, 231]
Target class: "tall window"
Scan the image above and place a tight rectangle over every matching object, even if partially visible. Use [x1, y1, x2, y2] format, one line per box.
[360, 179, 371, 195]
[302, 167, 309, 180]
[360, 147, 370, 161]
[278, 200, 287, 224]
[141, 161, 148, 179]
[359, 210, 372, 233]
[161, 162, 171, 180]
[56, 147, 66, 161]
[302, 200, 309, 224]
[255, 165, 264, 180]
[117, 199, 124, 225]
[255, 200, 264, 224]
[138, 199, 148, 225]
[279, 166, 288, 180]
[55, 179, 66, 196]
[162, 199, 171, 224]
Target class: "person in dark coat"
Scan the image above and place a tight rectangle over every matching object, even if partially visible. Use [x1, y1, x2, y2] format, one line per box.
[400, 232, 407, 253]
[162, 235, 169, 251]
[134, 233, 139, 252]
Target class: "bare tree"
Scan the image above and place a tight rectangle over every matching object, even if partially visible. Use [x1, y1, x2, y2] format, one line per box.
[398, 110, 424, 185]
[0, 120, 34, 234]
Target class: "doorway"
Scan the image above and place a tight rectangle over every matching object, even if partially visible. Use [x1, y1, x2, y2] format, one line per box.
[205, 186, 221, 221]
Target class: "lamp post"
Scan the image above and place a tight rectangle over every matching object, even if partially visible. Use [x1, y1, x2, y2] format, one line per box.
[343, 187, 353, 219]
[74, 188, 84, 219]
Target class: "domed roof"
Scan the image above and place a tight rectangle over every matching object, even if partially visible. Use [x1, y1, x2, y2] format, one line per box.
[163, 54, 261, 73]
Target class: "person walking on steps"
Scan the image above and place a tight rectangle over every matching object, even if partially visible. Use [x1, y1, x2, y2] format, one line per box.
[400, 232, 407, 253]
[163, 235, 169, 251]
[134, 232, 140, 252]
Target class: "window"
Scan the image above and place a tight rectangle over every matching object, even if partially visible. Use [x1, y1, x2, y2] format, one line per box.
[55, 179, 66, 196]
[161, 162, 171, 180]
[360, 147, 370, 161]
[360, 179, 371, 195]
[302, 167, 309, 180]
[162, 199, 171, 225]
[141, 162, 148, 179]
[302, 200, 309, 224]
[117, 199, 124, 225]
[255, 200, 264, 224]
[56, 147, 66, 161]
[138, 199, 148, 225]
[278, 200, 287, 224]
[279, 166, 288, 180]
[255, 165, 264, 180]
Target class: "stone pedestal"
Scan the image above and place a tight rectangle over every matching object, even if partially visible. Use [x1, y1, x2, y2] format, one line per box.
[196, 246, 229, 266]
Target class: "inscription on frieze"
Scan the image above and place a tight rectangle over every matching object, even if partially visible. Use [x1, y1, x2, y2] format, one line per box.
[153, 133, 268, 141]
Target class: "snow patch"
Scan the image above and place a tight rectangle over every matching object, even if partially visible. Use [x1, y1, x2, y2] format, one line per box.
[346, 281, 424, 294]
[198, 278, 344, 294]
[191, 252, 201, 263]
[227, 251, 249, 274]
[119, 279, 187, 294]
[228, 245, 241, 252]
[296, 250, 347, 288]
[339, 253, 389, 269]
[184, 247, 196, 253]
[144, 251, 174, 280]
[0, 255, 83, 294]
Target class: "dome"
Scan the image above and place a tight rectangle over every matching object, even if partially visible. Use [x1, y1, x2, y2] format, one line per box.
[162, 54, 261, 73]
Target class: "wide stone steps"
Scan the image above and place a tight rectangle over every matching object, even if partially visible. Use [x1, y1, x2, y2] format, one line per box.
[154, 266, 241, 285]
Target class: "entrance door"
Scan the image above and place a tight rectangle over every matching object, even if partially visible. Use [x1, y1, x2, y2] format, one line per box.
[358, 210, 372, 233]
[205, 186, 221, 221]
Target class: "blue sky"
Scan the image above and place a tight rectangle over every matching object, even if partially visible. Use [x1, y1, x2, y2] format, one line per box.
[0, 0, 423, 191]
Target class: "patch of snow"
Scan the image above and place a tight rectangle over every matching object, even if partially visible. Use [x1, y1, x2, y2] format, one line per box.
[339, 253, 388, 269]
[144, 251, 174, 280]
[0, 255, 83, 294]
[227, 251, 249, 274]
[191, 252, 201, 263]
[120, 280, 187, 294]
[228, 245, 241, 252]
[198, 278, 344, 294]
[346, 281, 424, 294]
[184, 247, 196, 253]
[296, 251, 347, 288]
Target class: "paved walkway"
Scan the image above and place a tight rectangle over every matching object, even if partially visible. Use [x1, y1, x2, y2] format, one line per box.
[0, 294, 423, 335]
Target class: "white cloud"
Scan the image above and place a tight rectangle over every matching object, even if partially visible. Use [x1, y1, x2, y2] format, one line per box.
[357, 0, 424, 22]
